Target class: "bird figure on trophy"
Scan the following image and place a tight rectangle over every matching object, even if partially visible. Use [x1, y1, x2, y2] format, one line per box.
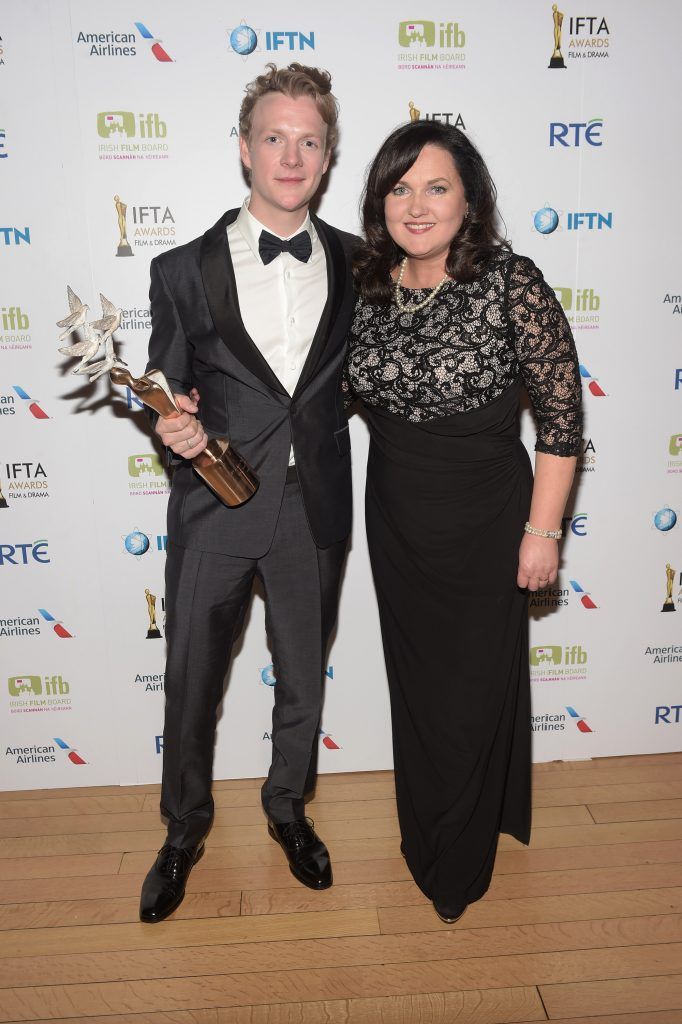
[56, 287, 258, 507]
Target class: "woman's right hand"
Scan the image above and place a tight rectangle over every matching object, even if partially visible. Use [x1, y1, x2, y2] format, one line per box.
[154, 392, 208, 459]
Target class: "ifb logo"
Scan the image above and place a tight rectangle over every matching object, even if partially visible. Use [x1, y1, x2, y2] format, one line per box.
[569, 580, 598, 609]
[260, 664, 333, 686]
[566, 706, 593, 733]
[530, 645, 587, 666]
[669, 434, 682, 457]
[54, 737, 87, 764]
[549, 118, 603, 147]
[128, 455, 165, 478]
[228, 23, 314, 56]
[675, 370, 682, 391]
[579, 365, 606, 397]
[398, 20, 465, 48]
[97, 112, 167, 139]
[553, 287, 600, 312]
[8, 675, 70, 697]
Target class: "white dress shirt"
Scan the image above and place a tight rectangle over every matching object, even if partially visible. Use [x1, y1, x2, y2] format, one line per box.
[227, 201, 328, 465]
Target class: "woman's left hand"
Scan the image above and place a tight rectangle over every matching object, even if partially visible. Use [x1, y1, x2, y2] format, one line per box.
[517, 534, 559, 592]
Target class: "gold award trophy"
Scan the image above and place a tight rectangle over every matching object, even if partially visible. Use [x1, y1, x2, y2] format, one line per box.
[0, 478, 8, 509]
[145, 589, 162, 638]
[408, 100, 420, 122]
[662, 563, 676, 612]
[548, 4, 566, 69]
[114, 195, 134, 257]
[56, 287, 259, 508]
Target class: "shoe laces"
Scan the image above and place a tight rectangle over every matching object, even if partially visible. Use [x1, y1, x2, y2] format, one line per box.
[280, 817, 316, 850]
[158, 844, 194, 881]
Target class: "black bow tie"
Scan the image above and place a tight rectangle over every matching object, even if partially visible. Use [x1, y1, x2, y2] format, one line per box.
[258, 229, 312, 265]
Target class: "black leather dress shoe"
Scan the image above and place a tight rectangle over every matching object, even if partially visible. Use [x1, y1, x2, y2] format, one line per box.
[139, 842, 205, 923]
[433, 899, 467, 924]
[267, 817, 332, 890]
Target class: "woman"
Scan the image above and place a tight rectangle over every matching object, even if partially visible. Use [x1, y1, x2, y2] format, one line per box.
[344, 121, 582, 923]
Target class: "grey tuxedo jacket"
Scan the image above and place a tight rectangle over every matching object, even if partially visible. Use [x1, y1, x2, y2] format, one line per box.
[146, 209, 358, 558]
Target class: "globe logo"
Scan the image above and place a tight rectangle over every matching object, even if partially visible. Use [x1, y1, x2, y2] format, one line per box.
[230, 25, 258, 55]
[654, 507, 678, 532]
[260, 664, 276, 686]
[125, 530, 150, 556]
[534, 205, 560, 234]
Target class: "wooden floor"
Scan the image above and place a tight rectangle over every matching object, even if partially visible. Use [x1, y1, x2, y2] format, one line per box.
[1, 754, 682, 1023]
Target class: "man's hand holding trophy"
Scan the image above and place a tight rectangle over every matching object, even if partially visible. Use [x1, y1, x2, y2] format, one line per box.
[56, 287, 258, 507]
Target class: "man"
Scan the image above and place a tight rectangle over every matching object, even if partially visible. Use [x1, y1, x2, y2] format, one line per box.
[139, 63, 357, 923]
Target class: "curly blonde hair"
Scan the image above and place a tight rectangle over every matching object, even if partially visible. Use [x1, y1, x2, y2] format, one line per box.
[239, 63, 339, 151]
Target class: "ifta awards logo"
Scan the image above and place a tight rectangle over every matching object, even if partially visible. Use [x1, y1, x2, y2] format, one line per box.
[548, 5, 566, 68]
[144, 589, 162, 638]
[114, 195, 133, 256]
[662, 563, 677, 612]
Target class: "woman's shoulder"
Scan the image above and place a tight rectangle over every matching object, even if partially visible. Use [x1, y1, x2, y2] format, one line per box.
[493, 249, 545, 283]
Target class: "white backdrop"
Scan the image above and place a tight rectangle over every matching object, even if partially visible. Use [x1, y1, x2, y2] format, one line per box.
[1, 0, 681, 791]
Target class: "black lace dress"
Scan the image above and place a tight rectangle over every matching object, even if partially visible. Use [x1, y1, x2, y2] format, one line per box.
[345, 251, 582, 910]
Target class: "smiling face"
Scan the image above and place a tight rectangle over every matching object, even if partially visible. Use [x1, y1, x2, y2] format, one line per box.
[383, 144, 468, 272]
[239, 92, 331, 234]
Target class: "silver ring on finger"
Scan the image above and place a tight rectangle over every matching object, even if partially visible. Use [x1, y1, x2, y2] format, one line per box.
[185, 437, 193, 451]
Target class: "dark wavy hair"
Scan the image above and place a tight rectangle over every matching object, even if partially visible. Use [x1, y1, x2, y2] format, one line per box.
[353, 121, 508, 303]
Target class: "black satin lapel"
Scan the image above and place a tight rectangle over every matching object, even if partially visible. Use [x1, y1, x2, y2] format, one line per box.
[200, 211, 287, 395]
[294, 218, 348, 395]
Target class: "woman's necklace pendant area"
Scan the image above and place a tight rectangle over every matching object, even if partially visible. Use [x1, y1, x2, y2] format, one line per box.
[393, 257, 450, 313]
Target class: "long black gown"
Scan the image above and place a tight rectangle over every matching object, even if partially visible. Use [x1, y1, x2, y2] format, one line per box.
[345, 251, 582, 910]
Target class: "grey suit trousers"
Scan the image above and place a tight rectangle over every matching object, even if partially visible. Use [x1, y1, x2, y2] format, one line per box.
[160, 472, 347, 848]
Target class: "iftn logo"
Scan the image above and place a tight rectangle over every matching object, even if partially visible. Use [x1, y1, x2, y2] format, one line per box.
[228, 23, 314, 57]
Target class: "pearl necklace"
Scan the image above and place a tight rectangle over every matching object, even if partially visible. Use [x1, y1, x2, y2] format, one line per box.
[393, 257, 450, 313]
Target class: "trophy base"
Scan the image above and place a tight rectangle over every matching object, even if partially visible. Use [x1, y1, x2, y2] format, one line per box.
[0, 498, 8, 509]
[117, 243, 134, 257]
[549, 56, 566, 68]
[661, 602, 676, 612]
[146, 628, 162, 638]
[193, 437, 259, 508]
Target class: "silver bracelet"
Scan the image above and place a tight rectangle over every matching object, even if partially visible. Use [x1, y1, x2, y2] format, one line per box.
[524, 521, 562, 539]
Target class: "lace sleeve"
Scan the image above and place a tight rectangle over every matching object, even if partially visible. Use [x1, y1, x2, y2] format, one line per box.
[506, 255, 583, 456]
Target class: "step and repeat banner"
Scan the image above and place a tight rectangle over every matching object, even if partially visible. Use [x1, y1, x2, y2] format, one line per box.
[1, 0, 680, 790]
